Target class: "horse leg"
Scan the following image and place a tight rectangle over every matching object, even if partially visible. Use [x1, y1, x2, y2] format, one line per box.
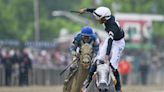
[63, 69, 77, 92]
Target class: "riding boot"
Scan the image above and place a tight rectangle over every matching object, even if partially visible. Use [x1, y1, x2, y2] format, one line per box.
[112, 69, 122, 92]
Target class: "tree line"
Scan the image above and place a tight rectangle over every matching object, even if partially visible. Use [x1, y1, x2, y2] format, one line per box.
[0, 0, 164, 41]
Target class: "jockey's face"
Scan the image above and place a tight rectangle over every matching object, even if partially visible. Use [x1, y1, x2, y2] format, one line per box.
[95, 17, 106, 24]
[82, 36, 90, 43]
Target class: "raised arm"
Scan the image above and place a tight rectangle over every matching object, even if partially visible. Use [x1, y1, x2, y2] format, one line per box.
[79, 8, 96, 14]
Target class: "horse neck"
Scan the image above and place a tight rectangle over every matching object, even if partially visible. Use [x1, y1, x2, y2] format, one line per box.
[73, 61, 89, 90]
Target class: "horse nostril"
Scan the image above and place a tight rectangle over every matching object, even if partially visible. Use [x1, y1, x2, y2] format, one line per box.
[98, 88, 108, 92]
[98, 88, 101, 91]
[82, 61, 89, 64]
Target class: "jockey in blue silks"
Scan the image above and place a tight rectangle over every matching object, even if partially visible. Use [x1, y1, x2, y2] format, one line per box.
[64, 26, 99, 84]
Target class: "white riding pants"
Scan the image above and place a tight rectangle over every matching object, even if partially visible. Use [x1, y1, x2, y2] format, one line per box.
[96, 37, 125, 69]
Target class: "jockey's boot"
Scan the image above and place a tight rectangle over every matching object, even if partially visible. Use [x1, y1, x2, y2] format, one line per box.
[112, 69, 123, 92]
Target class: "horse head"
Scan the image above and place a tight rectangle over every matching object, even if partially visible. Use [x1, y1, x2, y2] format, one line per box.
[96, 63, 111, 92]
[80, 43, 93, 69]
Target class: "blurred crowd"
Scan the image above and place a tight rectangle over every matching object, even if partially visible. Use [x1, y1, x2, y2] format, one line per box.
[119, 47, 164, 86]
[0, 43, 72, 86]
[0, 47, 32, 86]
[0, 38, 164, 86]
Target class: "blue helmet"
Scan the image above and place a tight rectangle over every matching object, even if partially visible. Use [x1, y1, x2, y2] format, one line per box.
[81, 26, 93, 36]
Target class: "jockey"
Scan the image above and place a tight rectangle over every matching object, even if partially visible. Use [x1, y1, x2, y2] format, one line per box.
[80, 7, 125, 92]
[71, 26, 100, 61]
[64, 26, 99, 84]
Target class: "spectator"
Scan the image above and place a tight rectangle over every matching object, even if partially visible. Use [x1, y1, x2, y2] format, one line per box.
[19, 50, 32, 86]
[139, 61, 149, 85]
[119, 58, 132, 85]
[1, 50, 13, 86]
[11, 49, 21, 86]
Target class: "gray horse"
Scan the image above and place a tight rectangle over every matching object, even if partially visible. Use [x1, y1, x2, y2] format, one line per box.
[86, 63, 116, 92]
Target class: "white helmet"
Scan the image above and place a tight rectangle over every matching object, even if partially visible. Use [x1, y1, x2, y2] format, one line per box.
[93, 6, 111, 20]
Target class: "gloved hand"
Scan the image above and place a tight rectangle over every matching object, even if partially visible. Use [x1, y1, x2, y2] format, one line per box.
[79, 8, 87, 14]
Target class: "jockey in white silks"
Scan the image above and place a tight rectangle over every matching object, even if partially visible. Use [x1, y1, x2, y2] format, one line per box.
[80, 7, 125, 92]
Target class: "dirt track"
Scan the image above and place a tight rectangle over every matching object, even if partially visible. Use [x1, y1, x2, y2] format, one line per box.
[0, 85, 164, 92]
